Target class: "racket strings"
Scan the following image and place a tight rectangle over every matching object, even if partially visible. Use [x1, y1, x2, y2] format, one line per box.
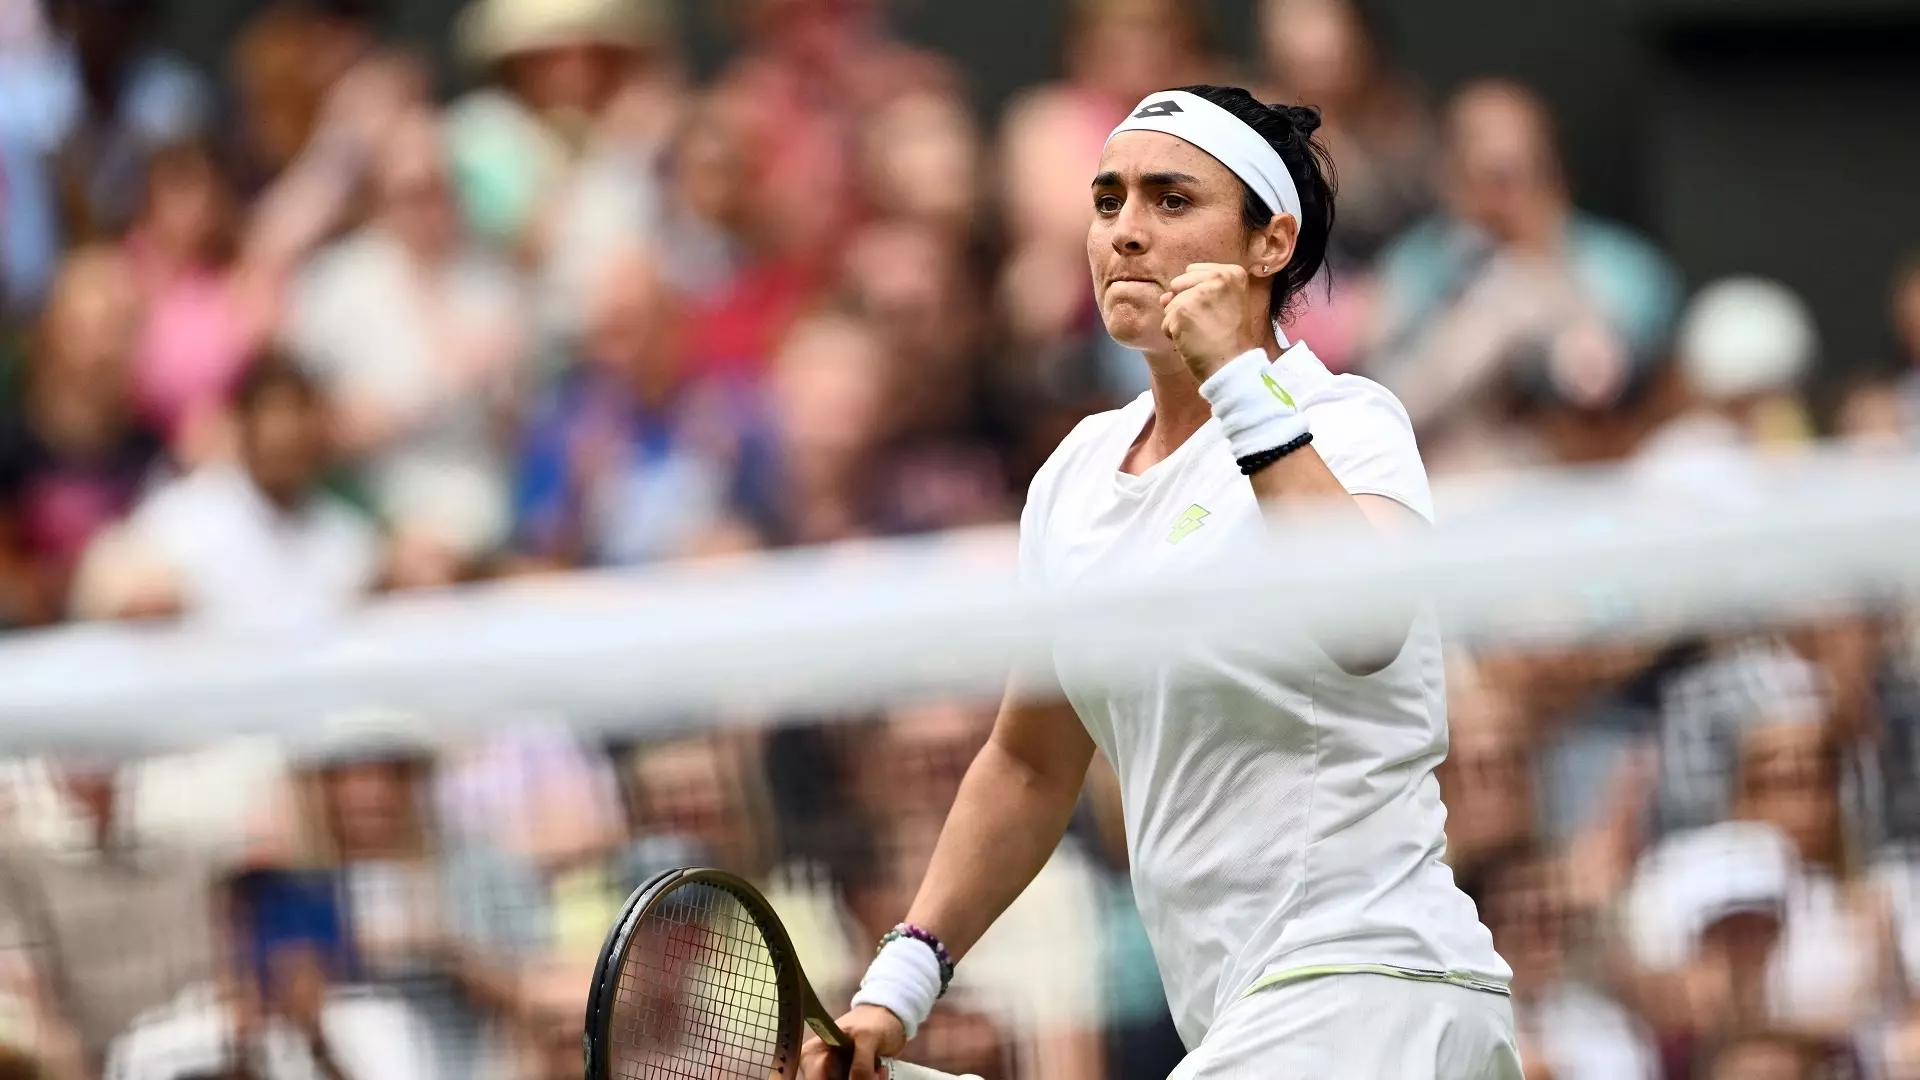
[613, 882, 790, 1078]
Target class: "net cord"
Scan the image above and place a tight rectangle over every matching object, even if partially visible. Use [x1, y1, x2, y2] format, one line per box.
[0, 452, 1915, 751]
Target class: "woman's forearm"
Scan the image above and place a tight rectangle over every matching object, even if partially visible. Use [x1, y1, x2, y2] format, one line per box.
[904, 698, 1092, 962]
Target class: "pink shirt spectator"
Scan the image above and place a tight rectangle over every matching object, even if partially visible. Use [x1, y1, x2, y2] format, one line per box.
[126, 239, 258, 447]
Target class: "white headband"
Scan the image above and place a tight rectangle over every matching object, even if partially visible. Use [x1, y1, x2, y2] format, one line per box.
[1106, 90, 1303, 225]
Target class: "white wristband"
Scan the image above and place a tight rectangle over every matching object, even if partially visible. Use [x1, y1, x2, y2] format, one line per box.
[1198, 349, 1309, 461]
[850, 937, 943, 1041]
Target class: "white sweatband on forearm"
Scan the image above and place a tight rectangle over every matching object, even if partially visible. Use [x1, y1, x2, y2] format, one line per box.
[850, 937, 943, 1040]
[1199, 348, 1310, 460]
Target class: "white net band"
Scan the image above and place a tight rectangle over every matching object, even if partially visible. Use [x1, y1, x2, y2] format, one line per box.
[0, 451, 1915, 754]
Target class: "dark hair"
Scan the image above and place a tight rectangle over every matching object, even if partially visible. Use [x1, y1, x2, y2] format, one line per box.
[234, 350, 322, 414]
[1170, 85, 1337, 326]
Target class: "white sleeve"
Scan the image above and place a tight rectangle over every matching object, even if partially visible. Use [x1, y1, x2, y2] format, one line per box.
[1307, 380, 1435, 523]
[1017, 480, 1048, 590]
[1018, 428, 1080, 590]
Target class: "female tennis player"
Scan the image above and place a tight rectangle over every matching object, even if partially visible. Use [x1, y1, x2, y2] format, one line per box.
[803, 84, 1520, 1079]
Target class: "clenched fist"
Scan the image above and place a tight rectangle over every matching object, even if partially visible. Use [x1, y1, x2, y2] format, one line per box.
[1159, 263, 1271, 382]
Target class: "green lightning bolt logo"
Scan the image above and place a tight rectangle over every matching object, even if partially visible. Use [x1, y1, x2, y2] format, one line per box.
[1167, 503, 1210, 544]
[1262, 371, 1296, 409]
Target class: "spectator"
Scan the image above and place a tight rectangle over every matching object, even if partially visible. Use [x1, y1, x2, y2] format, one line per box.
[1253, 0, 1435, 371]
[435, 725, 687, 1079]
[0, 246, 158, 626]
[279, 714, 482, 1079]
[0, 759, 221, 1078]
[765, 310, 892, 544]
[646, 87, 752, 310]
[283, 104, 528, 586]
[1437, 653, 1536, 885]
[1366, 78, 1682, 475]
[1641, 277, 1818, 468]
[511, 245, 775, 568]
[1698, 1030, 1855, 1080]
[666, 84, 822, 382]
[1628, 710, 1905, 1052]
[1476, 843, 1660, 1080]
[673, 0, 950, 381]
[858, 86, 983, 243]
[449, 0, 675, 247]
[70, 354, 380, 629]
[123, 141, 275, 464]
[1892, 252, 1920, 414]
[447, 0, 682, 346]
[0, 124, 59, 316]
[1625, 821, 1799, 1056]
[1835, 255, 1920, 451]
[1256, 0, 1433, 271]
[0, 3, 46, 300]
[229, 0, 383, 190]
[0, 0, 210, 241]
[999, 0, 1213, 271]
[996, 0, 1214, 408]
[769, 702, 1103, 1079]
[241, 48, 430, 276]
[624, 734, 771, 880]
[1834, 375, 1908, 453]
[1726, 713, 1899, 1037]
[839, 222, 1011, 533]
[105, 940, 438, 1080]
[1653, 638, 1825, 838]
[716, 0, 950, 254]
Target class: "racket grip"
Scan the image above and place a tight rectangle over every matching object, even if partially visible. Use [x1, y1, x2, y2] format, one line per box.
[883, 1060, 981, 1080]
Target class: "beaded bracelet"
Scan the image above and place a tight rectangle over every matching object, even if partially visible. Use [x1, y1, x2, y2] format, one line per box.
[1237, 431, 1314, 475]
[878, 923, 954, 998]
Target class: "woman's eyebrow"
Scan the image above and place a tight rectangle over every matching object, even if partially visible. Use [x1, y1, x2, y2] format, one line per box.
[1090, 170, 1202, 189]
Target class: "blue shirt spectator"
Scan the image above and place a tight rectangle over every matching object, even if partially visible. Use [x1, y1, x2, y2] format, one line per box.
[1363, 79, 1682, 474]
[513, 366, 776, 566]
[0, 129, 59, 312]
[0, 2, 210, 241]
[512, 247, 775, 566]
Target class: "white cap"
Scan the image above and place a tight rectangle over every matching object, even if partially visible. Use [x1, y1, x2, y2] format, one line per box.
[1676, 276, 1817, 401]
[307, 707, 440, 769]
[1625, 819, 1798, 971]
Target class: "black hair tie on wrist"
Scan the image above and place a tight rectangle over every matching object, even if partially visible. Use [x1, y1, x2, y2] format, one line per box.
[1237, 431, 1314, 475]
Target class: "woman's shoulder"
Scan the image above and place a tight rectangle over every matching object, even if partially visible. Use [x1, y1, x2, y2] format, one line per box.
[1034, 397, 1145, 476]
[1017, 399, 1145, 529]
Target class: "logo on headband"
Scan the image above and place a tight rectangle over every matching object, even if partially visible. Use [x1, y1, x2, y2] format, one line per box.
[1133, 100, 1184, 119]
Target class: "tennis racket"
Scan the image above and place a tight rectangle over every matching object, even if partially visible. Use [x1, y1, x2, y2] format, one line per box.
[585, 866, 979, 1080]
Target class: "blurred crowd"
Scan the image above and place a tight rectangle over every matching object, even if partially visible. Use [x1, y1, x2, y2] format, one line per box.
[0, 0, 1917, 1077]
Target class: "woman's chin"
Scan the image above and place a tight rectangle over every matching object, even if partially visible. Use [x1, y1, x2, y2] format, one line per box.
[1100, 313, 1169, 353]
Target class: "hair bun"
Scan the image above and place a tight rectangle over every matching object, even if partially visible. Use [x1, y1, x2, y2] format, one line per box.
[1273, 103, 1324, 139]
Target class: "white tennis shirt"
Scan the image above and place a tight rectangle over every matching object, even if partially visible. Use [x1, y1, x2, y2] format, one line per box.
[1020, 341, 1510, 1048]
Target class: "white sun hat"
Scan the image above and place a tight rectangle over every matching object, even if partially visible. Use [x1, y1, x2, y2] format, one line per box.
[458, 0, 672, 66]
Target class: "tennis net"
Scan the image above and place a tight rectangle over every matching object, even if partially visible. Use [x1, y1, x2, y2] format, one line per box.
[0, 448, 1915, 1079]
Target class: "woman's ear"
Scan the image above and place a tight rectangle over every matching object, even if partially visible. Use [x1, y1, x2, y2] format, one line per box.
[1253, 214, 1301, 279]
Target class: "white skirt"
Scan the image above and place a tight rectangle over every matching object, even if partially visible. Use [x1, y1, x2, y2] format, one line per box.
[1167, 972, 1523, 1080]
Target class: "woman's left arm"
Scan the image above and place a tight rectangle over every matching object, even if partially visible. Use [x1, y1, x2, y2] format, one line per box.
[1162, 261, 1424, 673]
[1245, 451, 1422, 675]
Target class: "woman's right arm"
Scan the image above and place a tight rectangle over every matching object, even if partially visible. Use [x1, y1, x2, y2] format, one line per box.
[902, 678, 1095, 964]
[803, 675, 1094, 1080]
